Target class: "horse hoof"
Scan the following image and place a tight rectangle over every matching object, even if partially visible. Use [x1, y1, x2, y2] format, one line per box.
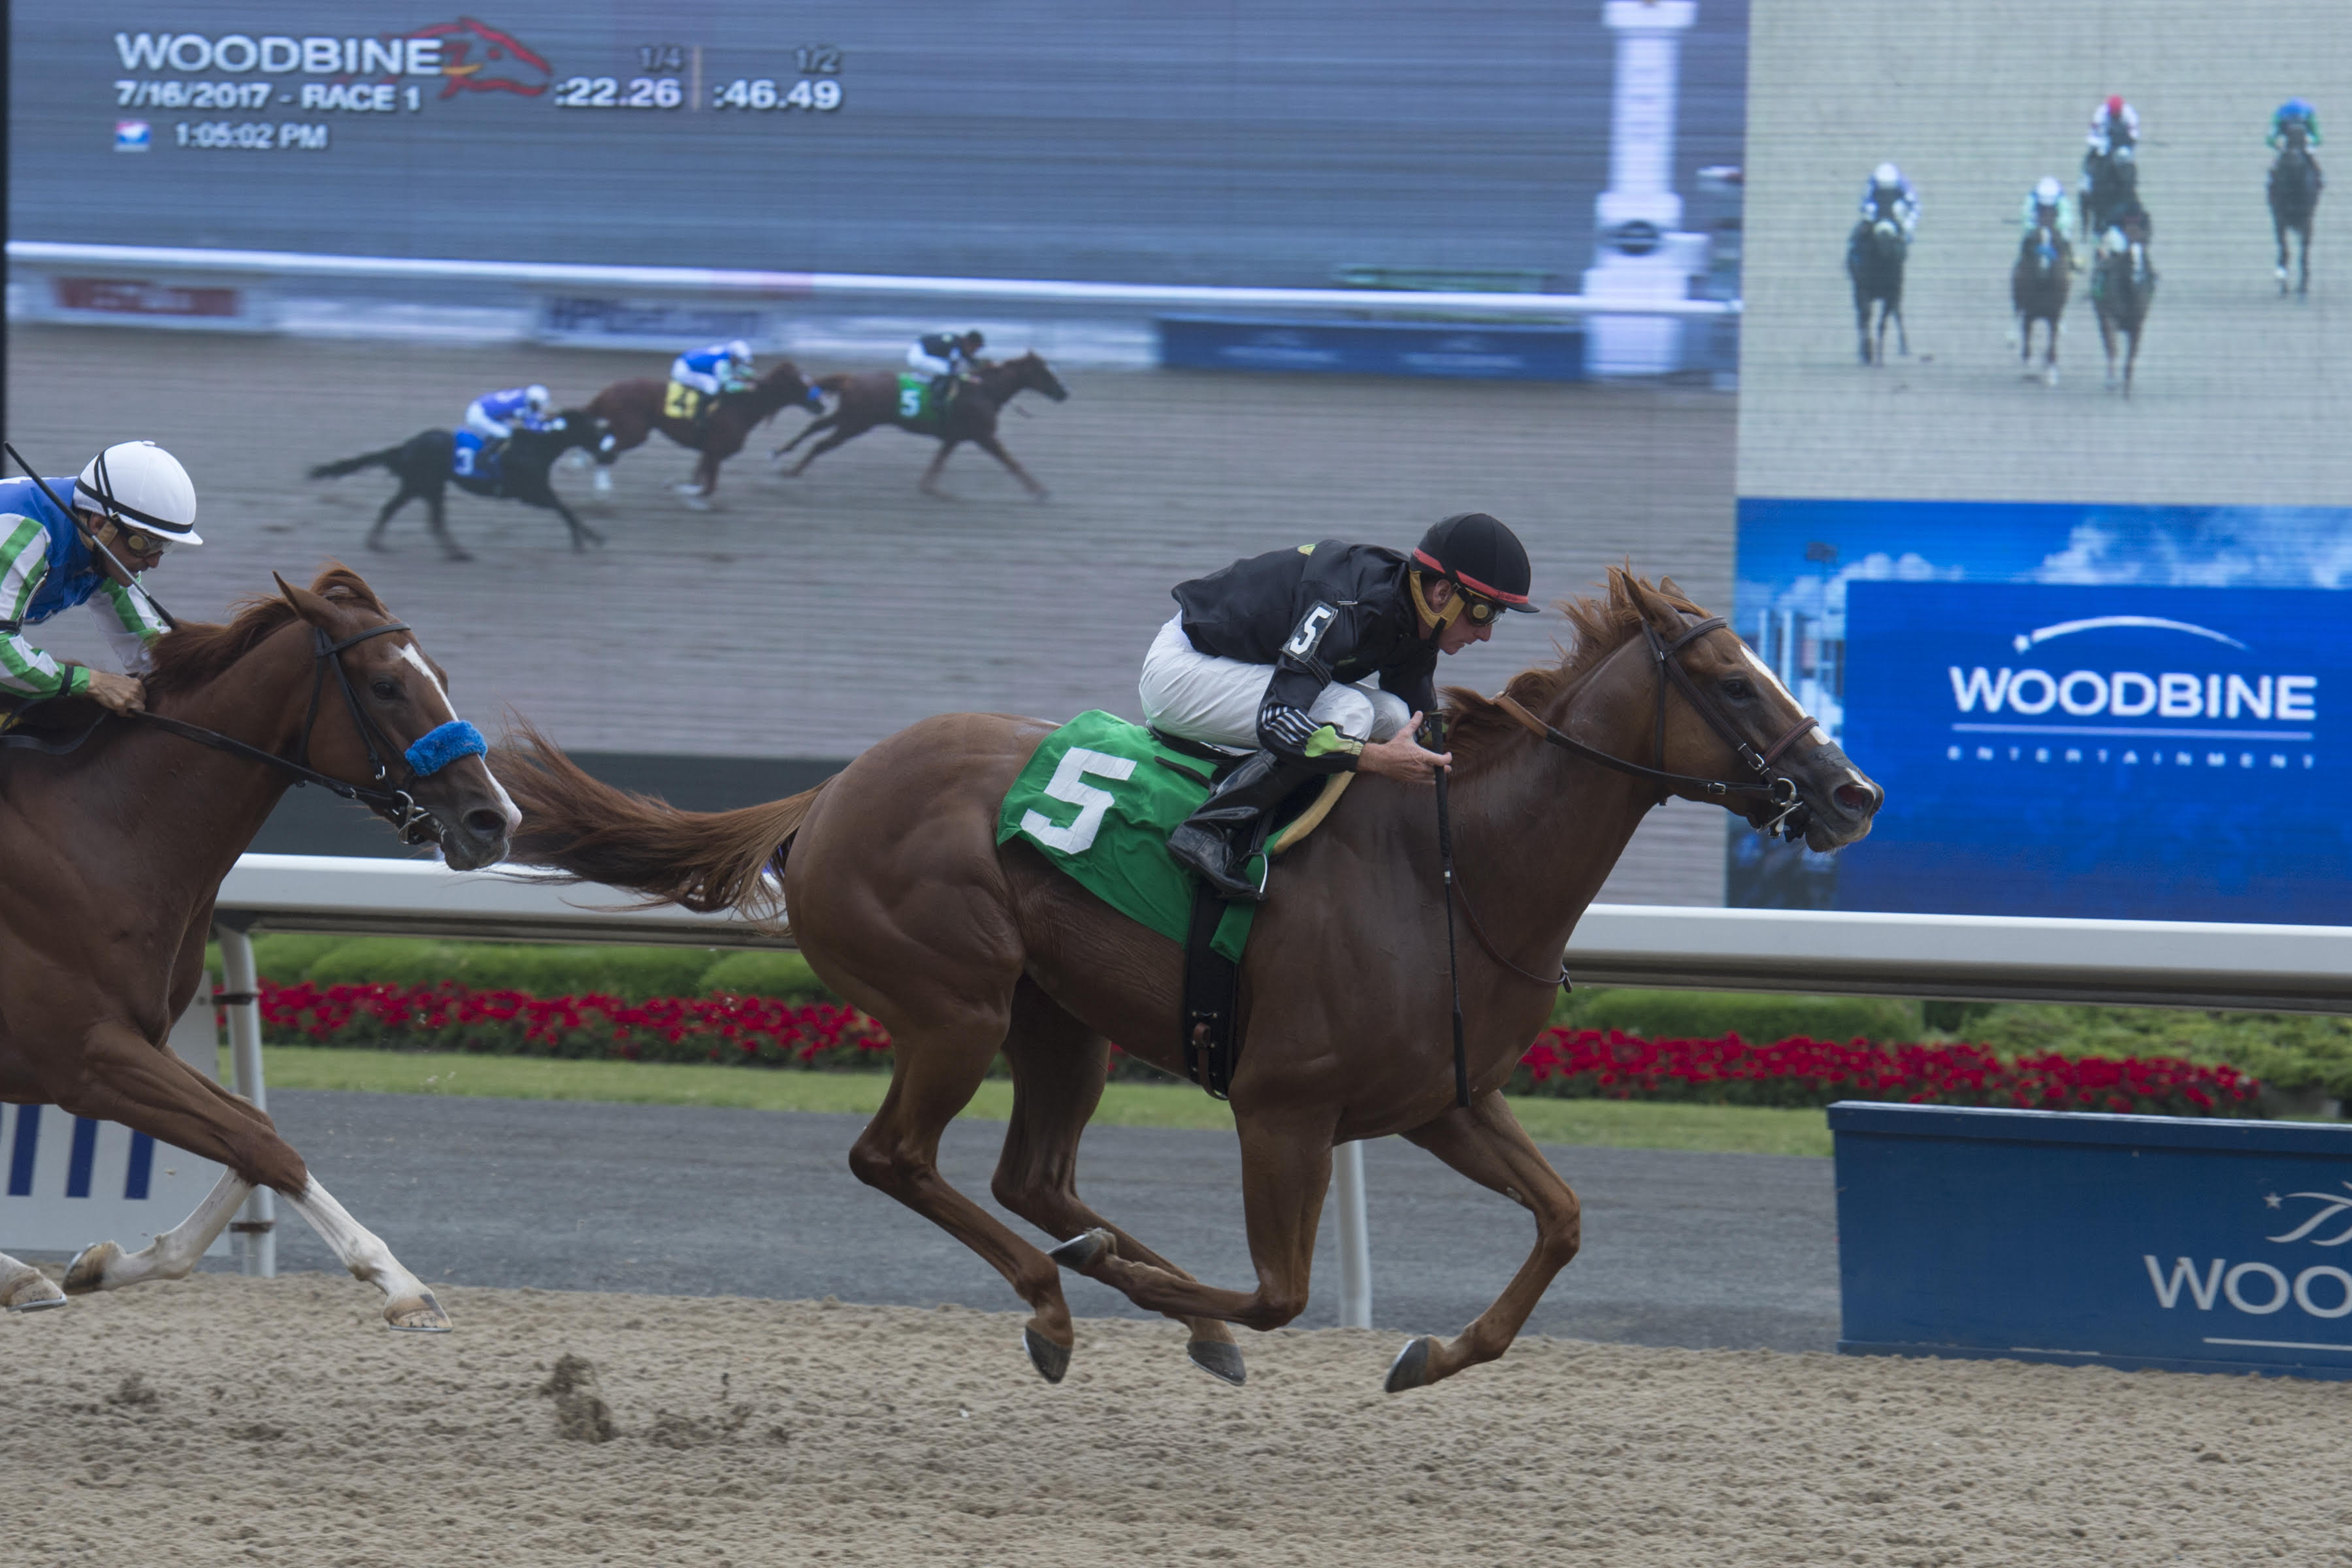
[384, 1290, 453, 1333]
[1047, 1228, 1112, 1270]
[1, 1267, 68, 1314]
[1383, 1335, 1439, 1394]
[2044, 368, 2060, 389]
[682, 495, 713, 513]
[1188, 1339, 1247, 1386]
[1022, 1326, 1071, 1384]
[62, 1241, 122, 1295]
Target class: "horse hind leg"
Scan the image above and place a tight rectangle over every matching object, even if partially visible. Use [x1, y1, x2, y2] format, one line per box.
[64, 1166, 252, 1296]
[1382, 1093, 1582, 1394]
[988, 981, 1244, 1383]
[278, 1177, 449, 1330]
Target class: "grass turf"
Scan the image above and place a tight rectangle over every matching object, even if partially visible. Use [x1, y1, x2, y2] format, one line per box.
[259, 1047, 1833, 1157]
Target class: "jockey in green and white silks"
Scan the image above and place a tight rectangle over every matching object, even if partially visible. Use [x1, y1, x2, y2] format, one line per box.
[2019, 176, 2079, 248]
[0, 442, 196, 713]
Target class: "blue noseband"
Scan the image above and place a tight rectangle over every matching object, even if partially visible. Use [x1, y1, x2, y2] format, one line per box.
[404, 719, 487, 778]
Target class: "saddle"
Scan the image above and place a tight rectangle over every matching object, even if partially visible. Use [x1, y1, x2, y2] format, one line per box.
[1152, 730, 1351, 1100]
[0, 689, 108, 755]
[662, 382, 706, 423]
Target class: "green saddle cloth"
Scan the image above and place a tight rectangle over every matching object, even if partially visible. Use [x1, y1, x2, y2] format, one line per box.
[995, 710, 1256, 962]
[894, 372, 941, 426]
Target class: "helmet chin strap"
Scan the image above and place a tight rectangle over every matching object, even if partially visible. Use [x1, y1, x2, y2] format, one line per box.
[1409, 570, 1466, 633]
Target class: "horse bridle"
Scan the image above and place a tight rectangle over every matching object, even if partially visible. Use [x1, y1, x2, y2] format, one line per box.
[1454, 615, 1823, 990]
[131, 619, 474, 845]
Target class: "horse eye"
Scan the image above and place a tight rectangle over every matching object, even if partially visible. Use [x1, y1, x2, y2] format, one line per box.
[370, 679, 399, 700]
[1723, 678, 1753, 700]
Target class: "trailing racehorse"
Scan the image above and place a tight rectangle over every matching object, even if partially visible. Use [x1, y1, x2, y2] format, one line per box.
[1846, 218, 1908, 365]
[584, 362, 823, 510]
[2269, 121, 2323, 297]
[774, 352, 1071, 499]
[2093, 211, 2157, 397]
[307, 412, 610, 561]
[0, 566, 517, 1326]
[2012, 213, 2072, 386]
[2082, 143, 2140, 238]
[493, 570, 1882, 1392]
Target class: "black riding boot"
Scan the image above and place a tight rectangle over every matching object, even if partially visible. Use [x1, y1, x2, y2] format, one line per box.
[1166, 749, 1315, 903]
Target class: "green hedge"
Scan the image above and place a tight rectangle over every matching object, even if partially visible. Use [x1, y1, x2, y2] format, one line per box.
[1558, 988, 1922, 1048]
[238, 934, 838, 1004]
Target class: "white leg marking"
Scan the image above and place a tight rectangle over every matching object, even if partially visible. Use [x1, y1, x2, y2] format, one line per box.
[75, 1169, 253, 1291]
[281, 1177, 449, 1330]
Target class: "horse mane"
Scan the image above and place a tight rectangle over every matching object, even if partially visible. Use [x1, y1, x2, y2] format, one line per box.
[143, 564, 388, 700]
[1440, 566, 1705, 777]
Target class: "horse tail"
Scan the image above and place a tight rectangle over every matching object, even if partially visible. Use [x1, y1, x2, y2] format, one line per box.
[493, 722, 824, 929]
[308, 445, 405, 481]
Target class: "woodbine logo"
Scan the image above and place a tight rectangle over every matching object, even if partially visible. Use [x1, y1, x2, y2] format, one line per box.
[112, 22, 551, 97]
[1950, 614, 2315, 724]
[2145, 1184, 2352, 1347]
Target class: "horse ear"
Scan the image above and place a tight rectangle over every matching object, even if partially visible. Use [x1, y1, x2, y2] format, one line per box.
[1619, 571, 1684, 634]
[274, 572, 338, 629]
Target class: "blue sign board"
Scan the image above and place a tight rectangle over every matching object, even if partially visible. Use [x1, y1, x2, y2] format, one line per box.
[1838, 580, 2352, 921]
[1157, 315, 1585, 381]
[1833, 1103, 2352, 1379]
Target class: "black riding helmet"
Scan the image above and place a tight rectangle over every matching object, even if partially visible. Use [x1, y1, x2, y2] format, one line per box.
[1413, 512, 1540, 613]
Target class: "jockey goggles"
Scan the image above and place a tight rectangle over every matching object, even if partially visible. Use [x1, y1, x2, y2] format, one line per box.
[1410, 569, 1504, 630]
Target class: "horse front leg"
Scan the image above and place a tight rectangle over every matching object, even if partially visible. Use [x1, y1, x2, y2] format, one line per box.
[2278, 216, 2293, 293]
[366, 485, 417, 551]
[1854, 294, 1872, 364]
[1891, 300, 1910, 357]
[546, 496, 604, 551]
[774, 414, 836, 460]
[974, 434, 1049, 501]
[63, 1165, 252, 1296]
[1, 1247, 66, 1313]
[918, 440, 961, 499]
[784, 425, 859, 476]
[1381, 1091, 1582, 1393]
[2300, 224, 2313, 297]
[424, 490, 471, 563]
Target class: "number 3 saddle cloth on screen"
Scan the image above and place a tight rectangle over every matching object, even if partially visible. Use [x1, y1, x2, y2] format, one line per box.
[994, 711, 1275, 962]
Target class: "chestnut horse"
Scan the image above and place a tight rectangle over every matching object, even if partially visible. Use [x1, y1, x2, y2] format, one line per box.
[495, 570, 1882, 1391]
[2012, 212, 2072, 387]
[0, 567, 517, 1327]
[585, 362, 823, 509]
[773, 352, 1070, 498]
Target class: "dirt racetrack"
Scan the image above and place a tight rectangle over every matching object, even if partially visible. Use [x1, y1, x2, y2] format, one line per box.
[5, 326, 1737, 903]
[5, 1273, 2347, 1567]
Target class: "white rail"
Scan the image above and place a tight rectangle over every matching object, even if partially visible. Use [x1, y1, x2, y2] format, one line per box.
[209, 855, 2352, 1324]
[7, 241, 1740, 320]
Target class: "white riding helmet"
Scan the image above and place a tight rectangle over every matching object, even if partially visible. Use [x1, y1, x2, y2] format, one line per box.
[725, 340, 754, 364]
[524, 384, 551, 412]
[1873, 162, 1903, 188]
[2034, 176, 2064, 206]
[74, 440, 199, 547]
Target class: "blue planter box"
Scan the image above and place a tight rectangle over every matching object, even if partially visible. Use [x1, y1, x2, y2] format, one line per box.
[1156, 315, 1585, 381]
[1831, 1102, 2352, 1379]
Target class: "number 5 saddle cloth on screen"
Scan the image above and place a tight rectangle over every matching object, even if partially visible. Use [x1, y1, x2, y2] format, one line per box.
[997, 709, 1357, 964]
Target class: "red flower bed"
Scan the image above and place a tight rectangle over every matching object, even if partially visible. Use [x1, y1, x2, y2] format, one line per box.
[250, 979, 893, 1070]
[246, 981, 2263, 1116]
[1512, 1028, 2259, 1117]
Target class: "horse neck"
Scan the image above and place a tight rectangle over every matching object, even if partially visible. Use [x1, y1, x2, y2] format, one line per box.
[133, 625, 325, 882]
[1444, 640, 1666, 953]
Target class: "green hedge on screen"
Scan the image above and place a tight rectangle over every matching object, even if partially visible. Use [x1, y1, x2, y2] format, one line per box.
[242, 934, 836, 1003]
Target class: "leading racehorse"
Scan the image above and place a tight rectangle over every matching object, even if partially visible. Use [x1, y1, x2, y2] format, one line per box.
[0, 566, 517, 1326]
[2012, 212, 2072, 387]
[308, 412, 610, 561]
[585, 362, 823, 510]
[2269, 120, 2323, 298]
[1846, 218, 1908, 365]
[2093, 210, 2157, 397]
[774, 352, 1070, 499]
[493, 569, 1882, 1392]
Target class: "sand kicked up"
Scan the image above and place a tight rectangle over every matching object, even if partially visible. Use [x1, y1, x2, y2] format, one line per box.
[3, 1271, 2346, 1567]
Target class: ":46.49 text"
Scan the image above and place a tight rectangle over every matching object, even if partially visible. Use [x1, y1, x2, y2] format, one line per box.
[713, 78, 841, 112]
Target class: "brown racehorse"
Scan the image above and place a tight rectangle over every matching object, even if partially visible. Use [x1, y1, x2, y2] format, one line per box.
[0, 567, 517, 1327]
[585, 362, 823, 509]
[494, 570, 1883, 1392]
[2093, 209, 2157, 397]
[2012, 214, 2072, 387]
[773, 352, 1070, 498]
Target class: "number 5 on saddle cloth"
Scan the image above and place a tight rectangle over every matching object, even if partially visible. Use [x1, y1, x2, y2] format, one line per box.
[994, 710, 1347, 1098]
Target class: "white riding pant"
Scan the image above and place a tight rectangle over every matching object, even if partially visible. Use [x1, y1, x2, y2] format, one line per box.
[906, 347, 955, 376]
[670, 362, 724, 396]
[1138, 613, 1411, 753]
[461, 403, 512, 441]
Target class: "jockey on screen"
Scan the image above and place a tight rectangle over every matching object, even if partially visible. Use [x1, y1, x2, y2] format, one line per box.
[1858, 163, 1919, 244]
[462, 385, 552, 448]
[907, 329, 986, 412]
[670, 340, 756, 402]
[2087, 96, 2140, 158]
[1142, 512, 1539, 902]
[2019, 176, 2078, 248]
[2271, 99, 2323, 184]
[0, 442, 195, 717]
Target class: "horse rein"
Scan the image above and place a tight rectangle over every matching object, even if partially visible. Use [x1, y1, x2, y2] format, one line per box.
[130, 619, 480, 845]
[1446, 615, 1821, 991]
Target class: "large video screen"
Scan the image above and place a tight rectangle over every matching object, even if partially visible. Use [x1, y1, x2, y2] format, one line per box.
[5, 3, 1752, 907]
[1735, 1, 2352, 922]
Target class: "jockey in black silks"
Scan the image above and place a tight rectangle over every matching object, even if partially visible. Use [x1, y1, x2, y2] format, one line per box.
[1140, 511, 1540, 902]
